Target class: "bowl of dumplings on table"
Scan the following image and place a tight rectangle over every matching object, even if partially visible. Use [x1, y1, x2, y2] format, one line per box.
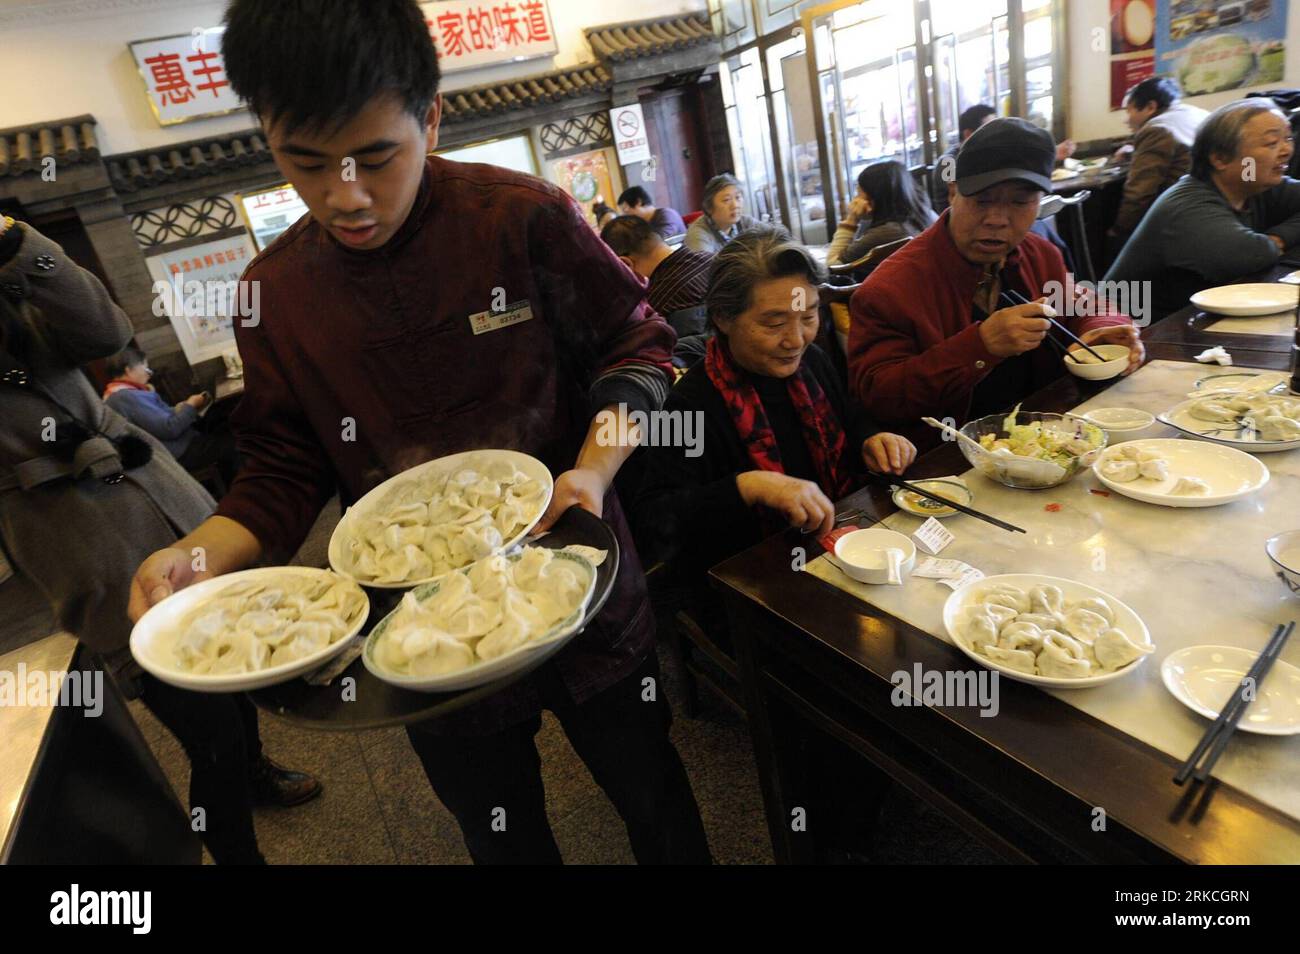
[130, 567, 369, 693]
[943, 574, 1154, 688]
[1159, 392, 1300, 453]
[1091, 438, 1269, 508]
[363, 545, 598, 692]
[329, 449, 553, 589]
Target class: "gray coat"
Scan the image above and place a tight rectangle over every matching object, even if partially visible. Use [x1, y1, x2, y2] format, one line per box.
[682, 213, 761, 255]
[0, 223, 214, 662]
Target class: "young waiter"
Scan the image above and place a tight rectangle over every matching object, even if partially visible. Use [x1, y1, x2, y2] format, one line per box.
[129, 0, 710, 864]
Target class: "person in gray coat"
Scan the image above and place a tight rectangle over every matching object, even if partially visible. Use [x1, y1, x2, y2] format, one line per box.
[0, 218, 319, 863]
[683, 174, 761, 255]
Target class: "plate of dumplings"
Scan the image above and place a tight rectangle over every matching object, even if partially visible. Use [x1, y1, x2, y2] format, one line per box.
[1091, 439, 1269, 508]
[329, 450, 553, 588]
[363, 545, 597, 692]
[943, 574, 1154, 688]
[1160, 393, 1300, 452]
[130, 567, 370, 693]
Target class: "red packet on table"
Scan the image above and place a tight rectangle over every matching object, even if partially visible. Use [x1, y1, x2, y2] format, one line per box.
[817, 526, 860, 554]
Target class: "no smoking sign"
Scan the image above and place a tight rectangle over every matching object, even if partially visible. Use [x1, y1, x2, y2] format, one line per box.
[610, 103, 651, 165]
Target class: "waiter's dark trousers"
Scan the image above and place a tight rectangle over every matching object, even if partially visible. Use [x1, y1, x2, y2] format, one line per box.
[404, 651, 712, 864]
[140, 675, 266, 864]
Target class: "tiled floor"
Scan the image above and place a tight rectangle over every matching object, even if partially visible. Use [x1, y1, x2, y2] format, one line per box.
[127, 648, 773, 865]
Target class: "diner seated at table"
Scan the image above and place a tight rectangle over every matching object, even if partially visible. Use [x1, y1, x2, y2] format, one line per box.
[634, 226, 916, 636]
[827, 159, 936, 268]
[683, 174, 761, 255]
[1105, 97, 1300, 320]
[591, 200, 617, 231]
[1107, 76, 1208, 245]
[849, 118, 1142, 452]
[617, 186, 686, 240]
[601, 214, 713, 368]
[103, 346, 240, 488]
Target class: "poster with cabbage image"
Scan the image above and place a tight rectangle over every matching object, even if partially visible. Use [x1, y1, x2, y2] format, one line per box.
[1156, 0, 1287, 97]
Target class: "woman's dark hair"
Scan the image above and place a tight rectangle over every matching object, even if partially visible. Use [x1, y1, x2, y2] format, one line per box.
[222, 0, 441, 136]
[592, 201, 615, 221]
[1125, 76, 1182, 112]
[855, 160, 934, 233]
[105, 346, 147, 379]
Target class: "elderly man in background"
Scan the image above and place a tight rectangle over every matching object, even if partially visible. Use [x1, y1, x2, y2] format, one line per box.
[1108, 76, 1208, 246]
[1106, 97, 1300, 319]
[849, 118, 1141, 451]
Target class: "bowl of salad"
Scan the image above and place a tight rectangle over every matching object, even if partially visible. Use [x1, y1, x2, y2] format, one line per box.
[958, 406, 1107, 490]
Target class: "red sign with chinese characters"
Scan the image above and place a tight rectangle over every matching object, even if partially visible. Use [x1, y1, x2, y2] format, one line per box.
[130, 30, 243, 126]
[418, 0, 557, 73]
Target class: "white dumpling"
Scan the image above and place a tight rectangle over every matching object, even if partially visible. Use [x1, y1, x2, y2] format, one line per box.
[405, 632, 476, 676]
[1117, 443, 1163, 462]
[1099, 458, 1140, 482]
[981, 645, 1037, 674]
[962, 608, 1000, 650]
[1062, 607, 1109, 644]
[1138, 458, 1170, 481]
[1170, 476, 1211, 496]
[467, 554, 511, 601]
[1252, 414, 1300, 441]
[1015, 612, 1063, 630]
[1028, 583, 1064, 616]
[1189, 400, 1240, 423]
[1093, 627, 1153, 671]
[1070, 596, 1114, 625]
[424, 572, 473, 619]
[997, 621, 1043, 654]
[1037, 632, 1092, 678]
[981, 584, 1030, 614]
[983, 603, 1019, 629]
[512, 547, 554, 588]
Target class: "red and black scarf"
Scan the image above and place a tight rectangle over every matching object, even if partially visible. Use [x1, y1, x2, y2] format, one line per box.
[705, 336, 854, 500]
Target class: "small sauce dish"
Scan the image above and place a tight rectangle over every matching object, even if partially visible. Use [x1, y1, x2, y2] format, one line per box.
[833, 528, 916, 585]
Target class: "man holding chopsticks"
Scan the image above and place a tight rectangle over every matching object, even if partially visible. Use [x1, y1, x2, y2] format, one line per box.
[847, 118, 1144, 451]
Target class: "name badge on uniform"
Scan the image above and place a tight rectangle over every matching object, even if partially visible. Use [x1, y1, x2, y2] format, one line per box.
[468, 300, 534, 335]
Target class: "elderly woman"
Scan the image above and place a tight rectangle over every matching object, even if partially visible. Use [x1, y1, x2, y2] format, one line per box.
[634, 226, 916, 630]
[1106, 97, 1300, 318]
[683, 174, 762, 255]
[0, 217, 318, 864]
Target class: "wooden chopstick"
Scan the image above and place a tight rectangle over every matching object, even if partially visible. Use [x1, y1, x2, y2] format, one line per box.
[1174, 620, 1295, 785]
[865, 471, 1026, 534]
[1002, 288, 1109, 363]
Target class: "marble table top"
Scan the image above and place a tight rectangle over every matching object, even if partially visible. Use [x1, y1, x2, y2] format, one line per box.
[1204, 313, 1296, 337]
[807, 359, 1300, 822]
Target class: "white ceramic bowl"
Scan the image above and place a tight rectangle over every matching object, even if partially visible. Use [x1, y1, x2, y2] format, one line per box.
[943, 573, 1153, 688]
[328, 449, 553, 589]
[1071, 407, 1157, 441]
[833, 528, 916, 584]
[129, 567, 369, 693]
[1265, 530, 1300, 594]
[1064, 343, 1129, 381]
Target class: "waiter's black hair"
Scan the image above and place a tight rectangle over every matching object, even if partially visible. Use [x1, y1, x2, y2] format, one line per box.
[222, 0, 441, 136]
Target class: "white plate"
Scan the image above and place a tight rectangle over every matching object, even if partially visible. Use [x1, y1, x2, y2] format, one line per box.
[362, 549, 596, 692]
[1194, 371, 1289, 395]
[1159, 397, 1300, 453]
[328, 449, 553, 589]
[1161, 645, 1300, 736]
[943, 573, 1153, 688]
[129, 567, 369, 693]
[1190, 283, 1300, 317]
[1091, 438, 1269, 507]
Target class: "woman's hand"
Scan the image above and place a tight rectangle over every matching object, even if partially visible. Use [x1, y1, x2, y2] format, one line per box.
[736, 471, 835, 536]
[127, 546, 211, 622]
[845, 195, 870, 225]
[862, 433, 916, 475]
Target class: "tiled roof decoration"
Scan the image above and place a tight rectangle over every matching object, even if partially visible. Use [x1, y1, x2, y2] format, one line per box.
[585, 14, 715, 61]
[107, 131, 273, 193]
[441, 64, 613, 124]
[0, 116, 99, 177]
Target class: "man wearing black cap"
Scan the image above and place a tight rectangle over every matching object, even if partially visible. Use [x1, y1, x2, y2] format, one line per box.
[847, 118, 1143, 450]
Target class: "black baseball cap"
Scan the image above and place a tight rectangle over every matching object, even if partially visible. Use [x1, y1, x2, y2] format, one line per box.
[955, 117, 1056, 196]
